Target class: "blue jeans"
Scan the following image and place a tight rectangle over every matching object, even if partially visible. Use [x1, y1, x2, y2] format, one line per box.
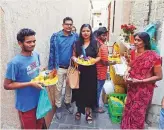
[159, 108, 164, 129]
[97, 80, 105, 107]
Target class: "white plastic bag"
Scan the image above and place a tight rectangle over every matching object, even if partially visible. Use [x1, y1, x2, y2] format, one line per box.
[103, 80, 114, 94]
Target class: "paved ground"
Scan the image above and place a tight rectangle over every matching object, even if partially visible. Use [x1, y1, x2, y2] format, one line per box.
[49, 102, 120, 129]
[48, 86, 157, 129]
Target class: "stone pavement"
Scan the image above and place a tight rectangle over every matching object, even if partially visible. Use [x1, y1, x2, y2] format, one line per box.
[49, 102, 120, 129]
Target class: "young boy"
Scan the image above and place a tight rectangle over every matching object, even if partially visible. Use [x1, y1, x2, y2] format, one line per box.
[159, 96, 164, 129]
[96, 27, 109, 113]
[4, 28, 44, 129]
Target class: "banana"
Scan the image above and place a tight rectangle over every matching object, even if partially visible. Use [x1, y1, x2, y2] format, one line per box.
[77, 57, 94, 66]
[31, 72, 58, 86]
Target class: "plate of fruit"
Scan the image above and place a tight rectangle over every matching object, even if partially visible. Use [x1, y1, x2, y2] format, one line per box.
[31, 69, 58, 86]
[74, 56, 95, 66]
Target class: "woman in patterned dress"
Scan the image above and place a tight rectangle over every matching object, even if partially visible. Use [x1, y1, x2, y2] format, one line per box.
[121, 32, 163, 129]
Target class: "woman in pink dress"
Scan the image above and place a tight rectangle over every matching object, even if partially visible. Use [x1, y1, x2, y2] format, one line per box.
[121, 32, 163, 129]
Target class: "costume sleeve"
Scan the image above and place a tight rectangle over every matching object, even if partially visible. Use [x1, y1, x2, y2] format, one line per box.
[5, 62, 19, 81]
[48, 33, 59, 70]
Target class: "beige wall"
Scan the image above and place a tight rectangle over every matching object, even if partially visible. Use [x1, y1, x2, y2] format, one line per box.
[122, 0, 131, 24]
[109, 0, 131, 42]
[109, 0, 122, 41]
[1, 7, 20, 129]
[0, 0, 92, 128]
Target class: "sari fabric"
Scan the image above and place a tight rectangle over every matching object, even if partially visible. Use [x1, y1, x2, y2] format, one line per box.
[121, 50, 161, 129]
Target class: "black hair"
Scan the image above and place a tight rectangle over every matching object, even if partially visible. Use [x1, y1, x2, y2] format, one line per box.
[75, 24, 98, 56]
[79, 24, 93, 43]
[134, 32, 151, 50]
[99, 23, 102, 26]
[17, 28, 36, 43]
[97, 27, 108, 36]
[72, 26, 76, 32]
[63, 17, 73, 24]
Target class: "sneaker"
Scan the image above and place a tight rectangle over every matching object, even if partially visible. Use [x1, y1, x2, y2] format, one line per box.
[64, 103, 74, 114]
[55, 107, 62, 120]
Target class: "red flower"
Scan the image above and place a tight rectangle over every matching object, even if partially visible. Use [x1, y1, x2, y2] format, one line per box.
[121, 24, 136, 34]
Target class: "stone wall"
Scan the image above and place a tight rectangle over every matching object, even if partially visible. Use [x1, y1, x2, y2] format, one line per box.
[0, 0, 92, 128]
[130, 0, 164, 49]
[130, 0, 150, 29]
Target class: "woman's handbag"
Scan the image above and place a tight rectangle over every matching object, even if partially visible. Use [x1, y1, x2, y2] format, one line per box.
[36, 87, 52, 119]
[67, 59, 79, 89]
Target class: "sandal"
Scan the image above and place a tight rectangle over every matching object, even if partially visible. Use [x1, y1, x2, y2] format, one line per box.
[86, 112, 92, 124]
[75, 112, 81, 120]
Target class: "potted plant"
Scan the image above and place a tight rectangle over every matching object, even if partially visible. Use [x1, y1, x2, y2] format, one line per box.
[121, 24, 136, 43]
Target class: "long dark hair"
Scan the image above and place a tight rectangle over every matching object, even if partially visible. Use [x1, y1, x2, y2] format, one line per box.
[134, 32, 151, 50]
[79, 24, 94, 44]
[75, 24, 98, 56]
